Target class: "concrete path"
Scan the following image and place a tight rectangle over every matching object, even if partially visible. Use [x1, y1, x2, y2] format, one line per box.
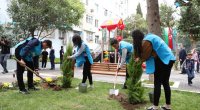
[1, 59, 200, 93]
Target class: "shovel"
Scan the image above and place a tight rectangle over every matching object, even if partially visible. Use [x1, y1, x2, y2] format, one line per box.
[109, 56, 121, 96]
[14, 57, 47, 82]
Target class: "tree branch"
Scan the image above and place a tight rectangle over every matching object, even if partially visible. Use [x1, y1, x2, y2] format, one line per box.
[39, 29, 55, 40]
[38, 26, 44, 39]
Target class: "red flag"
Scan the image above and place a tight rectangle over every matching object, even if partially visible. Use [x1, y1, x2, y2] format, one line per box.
[168, 28, 173, 49]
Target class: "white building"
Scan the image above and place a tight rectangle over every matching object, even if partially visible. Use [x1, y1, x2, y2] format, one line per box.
[1, 0, 130, 58]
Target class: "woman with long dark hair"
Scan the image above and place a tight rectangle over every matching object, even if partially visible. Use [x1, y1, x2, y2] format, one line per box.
[67, 34, 94, 88]
[132, 30, 175, 110]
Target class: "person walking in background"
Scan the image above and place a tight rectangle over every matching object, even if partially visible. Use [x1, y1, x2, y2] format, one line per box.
[60, 46, 64, 64]
[192, 48, 199, 73]
[0, 37, 11, 74]
[110, 38, 133, 89]
[132, 30, 175, 110]
[49, 48, 55, 70]
[67, 34, 94, 88]
[41, 49, 48, 69]
[197, 50, 200, 73]
[179, 46, 187, 74]
[182, 53, 195, 86]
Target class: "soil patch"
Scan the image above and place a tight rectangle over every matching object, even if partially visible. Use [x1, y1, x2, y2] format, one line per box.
[108, 93, 146, 110]
[40, 83, 62, 91]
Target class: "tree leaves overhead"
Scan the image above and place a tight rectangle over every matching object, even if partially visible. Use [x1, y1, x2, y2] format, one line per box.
[7, 0, 85, 34]
[159, 4, 176, 27]
[179, 3, 200, 34]
[124, 14, 147, 38]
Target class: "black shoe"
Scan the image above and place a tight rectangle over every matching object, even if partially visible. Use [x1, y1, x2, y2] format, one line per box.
[28, 87, 40, 91]
[5, 70, 8, 73]
[19, 89, 30, 94]
[160, 106, 171, 110]
[122, 85, 127, 89]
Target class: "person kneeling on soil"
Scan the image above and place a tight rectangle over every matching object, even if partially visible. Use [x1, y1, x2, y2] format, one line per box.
[15, 36, 52, 94]
[110, 38, 133, 89]
[67, 34, 94, 88]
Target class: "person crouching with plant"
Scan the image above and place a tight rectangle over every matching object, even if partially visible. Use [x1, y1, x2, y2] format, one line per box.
[67, 34, 94, 88]
[132, 30, 175, 110]
[110, 38, 133, 89]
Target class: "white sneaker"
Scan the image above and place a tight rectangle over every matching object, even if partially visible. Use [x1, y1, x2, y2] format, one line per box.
[75, 87, 79, 90]
[88, 85, 94, 89]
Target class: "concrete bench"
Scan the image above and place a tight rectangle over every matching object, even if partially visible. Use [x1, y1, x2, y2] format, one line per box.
[91, 62, 126, 76]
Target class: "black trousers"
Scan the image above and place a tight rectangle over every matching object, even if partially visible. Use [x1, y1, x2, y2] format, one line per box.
[82, 57, 93, 85]
[42, 60, 47, 68]
[154, 57, 174, 106]
[180, 60, 186, 73]
[197, 62, 199, 72]
[124, 66, 129, 87]
[16, 60, 34, 91]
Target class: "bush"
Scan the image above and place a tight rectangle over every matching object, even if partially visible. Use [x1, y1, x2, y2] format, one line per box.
[127, 56, 144, 104]
[61, 44, 73, 88]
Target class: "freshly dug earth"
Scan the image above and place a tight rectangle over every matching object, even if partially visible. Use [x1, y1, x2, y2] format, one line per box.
[108, 93, 146, 110]
[40, 83, 62, 91]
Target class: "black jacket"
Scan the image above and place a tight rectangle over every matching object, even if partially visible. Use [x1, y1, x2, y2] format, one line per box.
[0, 40, 11, 54]
[179, 49, 187, 61]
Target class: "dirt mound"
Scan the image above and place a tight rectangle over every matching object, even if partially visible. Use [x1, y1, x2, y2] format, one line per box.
[108, 93, 146, 110]
[40, 83, 62, 91]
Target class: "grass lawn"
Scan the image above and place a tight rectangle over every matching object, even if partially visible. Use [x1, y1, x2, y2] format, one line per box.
[0, 79, 200, 110]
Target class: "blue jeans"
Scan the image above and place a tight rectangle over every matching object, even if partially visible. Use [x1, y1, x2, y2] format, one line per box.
[186, 69, 194, 83]
[0, 54, 10, 72]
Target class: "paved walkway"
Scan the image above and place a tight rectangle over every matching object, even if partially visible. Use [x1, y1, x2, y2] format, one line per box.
[1, 59, 200, 93]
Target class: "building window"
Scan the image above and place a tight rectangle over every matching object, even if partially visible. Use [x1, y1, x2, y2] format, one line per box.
[104, 9, 108, 16]
[95, 19, 98, 27]
[86, 32, 93, 41]
[95, 4, 99, 13]
[86, 0, 88, 5]
[86, 15, 93, 24]
[95, 36, 99, 43]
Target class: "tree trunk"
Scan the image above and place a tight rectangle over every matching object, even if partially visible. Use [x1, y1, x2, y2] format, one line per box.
[146, 0, 162, 36]
[146, 0, 162, 81]
[29, 28, 35, 38]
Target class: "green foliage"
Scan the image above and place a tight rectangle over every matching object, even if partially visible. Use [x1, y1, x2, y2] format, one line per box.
[127, 56, 144, 104]
[178, 0, 200, 41]
[136, 3, 143, 17]
[61, 44, 73, 88]
[159, 4, 176, 27]
[124, 14, 147, 38]
[7, 0, 85, 36]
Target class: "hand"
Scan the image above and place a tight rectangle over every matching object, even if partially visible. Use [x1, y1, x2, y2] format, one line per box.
[19, 59, 26, 66]
[116, 68, 121, 73]
[67, 56, 71, 59]
[34, 69, 39, 75]
[179, 59, 182, 61]
[135, 57, 140, 62]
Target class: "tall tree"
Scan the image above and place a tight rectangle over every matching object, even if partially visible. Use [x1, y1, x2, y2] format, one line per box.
[146, 0, 162, 81]
[159, 4, 176, 28]
[178, 0, 200, 48]
[124, 14, 147, 39]
[7, 0, 84, 38]
[136, 3, 143, 17]
[146, 0, 162, 36]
